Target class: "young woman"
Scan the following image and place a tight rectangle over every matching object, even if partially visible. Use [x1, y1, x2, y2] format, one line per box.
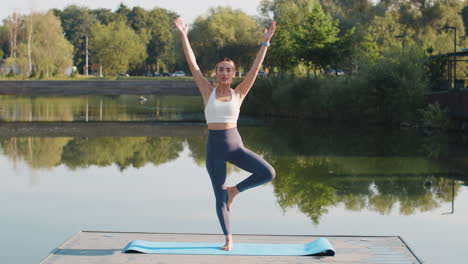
[174, 17, 276, 251]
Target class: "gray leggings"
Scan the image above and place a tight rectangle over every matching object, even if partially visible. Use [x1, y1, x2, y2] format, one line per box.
[206, 128, 275, 235]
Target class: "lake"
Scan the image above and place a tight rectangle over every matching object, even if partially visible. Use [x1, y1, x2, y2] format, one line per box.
[0, 95, 467, 264]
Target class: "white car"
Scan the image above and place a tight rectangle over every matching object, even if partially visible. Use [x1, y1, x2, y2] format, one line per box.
[172, 71, 186, 77]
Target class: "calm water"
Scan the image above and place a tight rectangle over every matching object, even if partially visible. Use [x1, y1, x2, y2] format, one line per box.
[1, 95, 467, 264]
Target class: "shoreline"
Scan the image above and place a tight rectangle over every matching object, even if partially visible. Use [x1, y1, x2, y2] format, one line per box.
[0, 79, 199, 95]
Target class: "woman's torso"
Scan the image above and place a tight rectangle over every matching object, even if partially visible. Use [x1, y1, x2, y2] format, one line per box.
[204, 87, 240, 130]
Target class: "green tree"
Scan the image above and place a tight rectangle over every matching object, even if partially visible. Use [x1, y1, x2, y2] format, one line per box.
[319, 0, 374, 31]
[462, 3, 468, 36]
[115, 3, 131, 20]
[357, 45, 429, 123]
[53, 5, 97, 74]
[0, 25, 9, 58]
[360, 11, 408, 58]
[259, 0, 344, 74]
[126, 7, 177, 75]
[90, 20, 147, 76]
[16, 12, 74, 77]
[91, 8, 117, 25]
[189, 7, 262, 75]
[259, 0, 319, 72]
[4, 13, 23, 74]
[146, 8, 178, 74]
[296, 4, 340, 75]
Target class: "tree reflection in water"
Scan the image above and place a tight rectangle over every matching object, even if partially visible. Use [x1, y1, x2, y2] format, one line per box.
[0, 136, 184, 170]
[0, 122, 465, 223]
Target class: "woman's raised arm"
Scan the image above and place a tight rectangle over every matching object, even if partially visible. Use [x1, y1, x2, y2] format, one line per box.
[235, 22, 276, 102]
[174, 17, 212, 102]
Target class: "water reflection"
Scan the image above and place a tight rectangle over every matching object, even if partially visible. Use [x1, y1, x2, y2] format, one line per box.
[61, 137, 184, 170]
[1, 122, 466, 224]
[0, 95, 204, 122]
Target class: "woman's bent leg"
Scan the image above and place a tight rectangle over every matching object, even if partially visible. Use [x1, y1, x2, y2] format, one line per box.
[229, 147, 275, 192]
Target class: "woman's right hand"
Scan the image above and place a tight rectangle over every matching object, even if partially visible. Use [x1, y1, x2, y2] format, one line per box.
[174, 17, 188, 36]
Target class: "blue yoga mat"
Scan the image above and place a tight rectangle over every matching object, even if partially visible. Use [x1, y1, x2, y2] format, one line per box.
[123, 237, 335, 256]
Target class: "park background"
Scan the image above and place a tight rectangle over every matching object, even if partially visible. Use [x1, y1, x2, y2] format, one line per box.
[1, 1, 468, 264]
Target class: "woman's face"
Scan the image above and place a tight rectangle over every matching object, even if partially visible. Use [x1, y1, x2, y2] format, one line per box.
[216, 61, 236, 86]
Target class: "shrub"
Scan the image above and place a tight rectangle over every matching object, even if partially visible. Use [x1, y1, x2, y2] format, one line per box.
[242, 45, 430, 124]
[418, 103, 450, 130]
[356, 45, 429, 123]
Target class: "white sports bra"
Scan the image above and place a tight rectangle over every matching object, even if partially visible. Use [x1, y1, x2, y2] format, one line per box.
[204, 87, 240, 124]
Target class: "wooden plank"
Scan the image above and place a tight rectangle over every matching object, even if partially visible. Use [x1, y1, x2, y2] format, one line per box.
[40, 231, 422, 264]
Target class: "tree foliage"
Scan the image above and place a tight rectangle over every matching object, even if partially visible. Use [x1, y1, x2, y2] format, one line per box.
[16, 12, 74, 77]
[0, 25, 9, 58]
[126, 7, 177, 74]
[90, 20, 147, 76]
[189, 7, 262, 75]
[91, 8, 117, 25]
[53, 5, 97, 73]
[260, 0, 350, 74]
[0, 1, 466, 78]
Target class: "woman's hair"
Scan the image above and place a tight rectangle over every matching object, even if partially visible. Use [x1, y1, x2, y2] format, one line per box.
[215, 58, 236, 71]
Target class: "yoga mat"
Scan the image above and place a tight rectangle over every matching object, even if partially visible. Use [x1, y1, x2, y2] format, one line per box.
[123, 237, 335, 256]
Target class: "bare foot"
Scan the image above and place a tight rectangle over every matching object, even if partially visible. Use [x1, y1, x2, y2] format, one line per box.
[226, 186, 239, 211]
[221, 235, 233, 251]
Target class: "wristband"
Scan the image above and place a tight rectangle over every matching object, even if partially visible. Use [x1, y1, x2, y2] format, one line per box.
[261, 42, 270, 47]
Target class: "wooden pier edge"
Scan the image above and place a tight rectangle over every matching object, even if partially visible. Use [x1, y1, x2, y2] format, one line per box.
[39, 231, 83, 264]
[39, 230, 424, 264]
[398, 235, 424, 264]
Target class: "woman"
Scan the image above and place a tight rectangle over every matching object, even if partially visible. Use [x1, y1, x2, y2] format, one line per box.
[174, 17, 276, 251]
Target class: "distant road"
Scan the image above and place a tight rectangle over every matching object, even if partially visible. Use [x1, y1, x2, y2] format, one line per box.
[0, 80, 200, 95]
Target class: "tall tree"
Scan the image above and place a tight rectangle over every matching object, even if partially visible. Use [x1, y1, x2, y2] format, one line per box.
[5, 13, 23, 74]
[145, 8, 177, 73]
[54, 5, 97, 74]
[259, 0, 343, 74]
[360, 11, 408, 58]
[319, 0, 374, 31]
[18, 12, 74, 77]
[26, 13, 33, 75]
[91, 8, 117, 25]
[296, 4, 340, 75]
[125, 7, 177, 74]
[462, 3, 468, 36]
[259, 0, 321, 72]
[189, 7, 262, 75]
[90, 20, 147, 76]
[0, 25, 9, 58]
[115, 3, 131, 20]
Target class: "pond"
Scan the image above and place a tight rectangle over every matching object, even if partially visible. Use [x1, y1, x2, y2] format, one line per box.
[0, 95, 467, 264]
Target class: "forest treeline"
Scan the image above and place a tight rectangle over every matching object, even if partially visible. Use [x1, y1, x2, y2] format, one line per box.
[0, 0, 466, 77]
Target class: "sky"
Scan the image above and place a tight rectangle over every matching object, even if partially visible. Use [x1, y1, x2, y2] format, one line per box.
[2, 0, 263, 25]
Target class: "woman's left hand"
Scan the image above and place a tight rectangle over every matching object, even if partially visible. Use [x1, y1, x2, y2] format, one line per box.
[263, 21, 276, 43]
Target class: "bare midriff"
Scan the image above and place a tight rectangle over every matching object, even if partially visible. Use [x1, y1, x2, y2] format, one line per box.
[208, 123, 237, 130]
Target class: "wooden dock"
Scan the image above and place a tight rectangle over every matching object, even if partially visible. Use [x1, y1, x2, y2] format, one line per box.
[40, 231, 422, 264]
